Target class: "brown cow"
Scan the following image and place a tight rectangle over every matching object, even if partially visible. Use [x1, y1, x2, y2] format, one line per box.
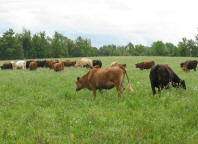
[136, 61, 155, 70]
[53, 62, 64, 72]
[45, 60, 59, 68]
[181, 60, 198, 72]
[110, 62, 126, 68]
[63, 61, 76, 67]
[1, 62, 13, 70]
[29, 61, 38, 70]
[76, 65, 134, 100]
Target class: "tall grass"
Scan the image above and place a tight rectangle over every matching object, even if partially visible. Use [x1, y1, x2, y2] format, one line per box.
[0, 56, 198, 144]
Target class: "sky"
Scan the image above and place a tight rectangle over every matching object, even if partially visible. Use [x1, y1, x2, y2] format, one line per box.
[0, 0, 198, 47]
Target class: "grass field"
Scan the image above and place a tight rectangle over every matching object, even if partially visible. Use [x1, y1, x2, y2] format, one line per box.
[0, 56, 198, 144]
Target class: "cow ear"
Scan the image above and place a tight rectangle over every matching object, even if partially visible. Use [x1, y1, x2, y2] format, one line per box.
[77, 77, 80, 81]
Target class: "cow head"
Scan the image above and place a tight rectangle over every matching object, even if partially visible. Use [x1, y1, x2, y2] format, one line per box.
[76, 77, 83, 91]
[180, 80, 186, 90]
[135, 63, 140, 68]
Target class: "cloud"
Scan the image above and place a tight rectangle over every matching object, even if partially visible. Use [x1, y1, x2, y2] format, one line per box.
[0, 0, 198, 47]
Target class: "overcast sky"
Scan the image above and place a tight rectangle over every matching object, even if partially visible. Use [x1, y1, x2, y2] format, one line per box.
[0, 0, 198, 47]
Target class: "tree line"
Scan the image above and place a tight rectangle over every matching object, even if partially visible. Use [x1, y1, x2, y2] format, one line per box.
[0, 28, 198, 60]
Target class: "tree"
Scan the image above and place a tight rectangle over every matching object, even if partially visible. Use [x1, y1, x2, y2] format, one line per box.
[0, 29, 24, 60]
[51, 32, 69, 58]
[187, 39, 198, 57]
[178, 38, 190, 57]
[126, 42, 135, 55]
[150, 41, 168, 56]
[17, 29, 32, 58]
[165, 42, 178, 56]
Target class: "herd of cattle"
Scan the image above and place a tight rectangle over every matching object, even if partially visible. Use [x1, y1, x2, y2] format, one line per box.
[0, 58, 102, 71]
[1, 58, 197, 99]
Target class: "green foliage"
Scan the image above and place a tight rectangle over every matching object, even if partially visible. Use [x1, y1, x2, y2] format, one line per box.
[151, 41, 168, 56]
[0, 28, 198, 60]
[0, 29, 24, 60]
[0, 56, 198, 144]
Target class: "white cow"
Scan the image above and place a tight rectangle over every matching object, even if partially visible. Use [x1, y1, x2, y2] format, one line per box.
[16, 60, 26, 69]
[11, 61, 16, 70]
[75, 58, 93, 68]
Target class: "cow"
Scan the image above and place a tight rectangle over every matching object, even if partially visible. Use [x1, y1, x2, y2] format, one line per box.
[11, 61, 16, 69]
[181, 60, 198, 72]
[1, 62, 13, 70]
[136, 61, 155, 70]
[29, 61, 38, 70]
[16, 60, 26, 69]
[76, 64, 134, 100]
[110, 62, 126, 68]
[37, 60, 46, 68]
[75, 58, 93, 68]
[26, 60, 35, 69]
[93, 60, 102, 68]
[110, 62, 119, 67]
[45, 60, 59, 69]
[63, 61, 76, 67]
[149, 64, 186, 95]
[53, 62, 64, 72]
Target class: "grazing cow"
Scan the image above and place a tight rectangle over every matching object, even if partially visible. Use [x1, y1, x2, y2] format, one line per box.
[110, 62, 119, 67]
[11, 61, 16, 69]
[53, 62, 64, 72]
[110, 62, 126, 68]
[76, 64, 134, 100]
[45, 60, 59, 69]
[149, 64, 186, 95]
[136, 61, 155, 70]
[26, 60, 35, 69]
[37, 60, 46, 67]
[75, 58, 93, 68]
[93, 60, 102, 68]
[1, 62, 13, 70]
[63, 61, 76, 67]
[29, 61, 38, 70]
[16, 60, 26, 69]
[181, 60, 198, 72]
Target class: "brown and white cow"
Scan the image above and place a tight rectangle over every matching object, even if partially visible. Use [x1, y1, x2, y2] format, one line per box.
[76, 64, 134, 100]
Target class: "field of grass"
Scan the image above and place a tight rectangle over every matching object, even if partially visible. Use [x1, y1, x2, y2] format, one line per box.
[0, 56, 198, 144]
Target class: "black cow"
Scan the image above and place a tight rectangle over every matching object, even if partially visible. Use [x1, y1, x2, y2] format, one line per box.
[181, 60, 198, 71]
[149, 64, 186, 95]
[37, 60, 46, 67]
[93, 60, 102, 68]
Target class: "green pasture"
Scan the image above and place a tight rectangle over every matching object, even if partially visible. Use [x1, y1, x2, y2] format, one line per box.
[0, 56, 198, 144]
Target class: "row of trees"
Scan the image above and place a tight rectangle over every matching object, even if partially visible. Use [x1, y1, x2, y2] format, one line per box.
[0, 28, 198, 60]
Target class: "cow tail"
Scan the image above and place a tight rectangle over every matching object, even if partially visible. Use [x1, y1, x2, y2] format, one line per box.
[125, 69, 134, 92]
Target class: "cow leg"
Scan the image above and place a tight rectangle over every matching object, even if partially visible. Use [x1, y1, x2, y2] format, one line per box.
[92, 89, 97, 100]
[115, 82, 122, 99]
[99, 89, 103, 94]
[158, 87, 161, 97]
[151, 85, 156, 95]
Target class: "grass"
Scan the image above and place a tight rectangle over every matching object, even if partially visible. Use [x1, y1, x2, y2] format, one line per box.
[0, 56, 198, 144]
